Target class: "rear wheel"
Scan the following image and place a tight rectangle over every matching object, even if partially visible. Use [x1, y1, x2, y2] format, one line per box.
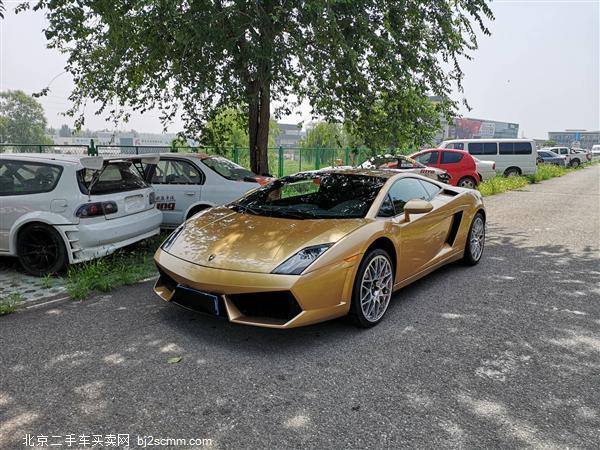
[463, 212, 485, 266]
[17, 224, 68, 276]
[570, 159, 580, 168]
[457, 176, 477, 189]
[504, 167, 521, 177]
[349, 249, 394, 328]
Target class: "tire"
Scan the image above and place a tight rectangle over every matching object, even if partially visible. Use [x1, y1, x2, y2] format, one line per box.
[504, 167, 521, 177]
[349, 249, 394, 328]
[463, 212, 485, 266]
[457, 176, 477, 189]
[570, 159, 580, 168]
[17, 224, 68, 276]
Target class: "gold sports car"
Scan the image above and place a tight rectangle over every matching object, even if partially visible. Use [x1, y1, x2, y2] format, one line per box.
[154, 169, 486, 328]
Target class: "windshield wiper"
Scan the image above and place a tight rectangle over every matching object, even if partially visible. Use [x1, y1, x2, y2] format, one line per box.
[230, 203, 261, 216]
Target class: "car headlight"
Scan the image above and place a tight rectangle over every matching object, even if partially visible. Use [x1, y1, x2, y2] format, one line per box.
[272, 243, 333, 275]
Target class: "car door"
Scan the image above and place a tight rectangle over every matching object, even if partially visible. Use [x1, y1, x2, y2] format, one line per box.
[386, 177, 451, 282]
[151, 158, 203, 226]
[440, 151, 467, 180]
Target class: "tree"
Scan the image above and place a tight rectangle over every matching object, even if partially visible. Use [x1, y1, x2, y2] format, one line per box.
[302, 122, 346, 149]
[58, 124, 72, 137]
[543, 140, 557, 147]
[23, 0, 492, 175]
[0, 90, 52, 144]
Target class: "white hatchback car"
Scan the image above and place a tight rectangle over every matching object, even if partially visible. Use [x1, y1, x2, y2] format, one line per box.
[149, 153, 272, 227]
[0, 153, 162, 275]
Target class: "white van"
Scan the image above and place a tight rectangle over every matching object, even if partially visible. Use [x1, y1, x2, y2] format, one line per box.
[439, 139, 537, 176]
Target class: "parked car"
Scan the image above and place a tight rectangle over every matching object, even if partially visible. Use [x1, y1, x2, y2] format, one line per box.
[410, 149, 480, 189]
[154, 170, 485, 328]
[536, 150, 567, 166]
[148, 153, 272, 228]
[540, 147, 591, 167]
[0, 153, 162, 275]
[356, 154, 451, 184]
[472, 157, 496, 182]
[439, 139, 537, 177]
[591, 145, 600, 159]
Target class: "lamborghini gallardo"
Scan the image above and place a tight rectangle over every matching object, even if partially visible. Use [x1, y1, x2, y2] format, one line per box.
[153, 170, 485, 328]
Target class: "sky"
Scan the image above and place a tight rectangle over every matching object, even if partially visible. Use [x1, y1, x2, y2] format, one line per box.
[0, 0, 598, 139]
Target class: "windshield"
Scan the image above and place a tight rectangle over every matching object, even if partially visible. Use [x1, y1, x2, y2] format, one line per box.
[231, 172, 386, 219]
[201, 156, 256, 181]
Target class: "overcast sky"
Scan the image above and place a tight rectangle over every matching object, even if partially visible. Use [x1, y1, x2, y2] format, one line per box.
[1, 0, 598, 138]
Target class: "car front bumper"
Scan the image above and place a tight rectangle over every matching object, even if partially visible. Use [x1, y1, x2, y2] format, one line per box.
[58, 208, 163, 264]
[153, 248, 358, 328]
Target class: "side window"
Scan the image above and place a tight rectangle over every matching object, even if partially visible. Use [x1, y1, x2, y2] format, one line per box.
[514, 142, 533, 155]
[387, 178, 429, 214]
[499, 143, 514, 155]
[419, 180, 441, 199]
[0, 161, 63, 196]
[153, 160, 201, 184]
[468, 142, 483, 155]
[483, 143, 498, 155]
[413, 151, 438, 165]
[378, 194, 396, 217]
[448, 143, 464, 150]
[441, 152, 463, 164]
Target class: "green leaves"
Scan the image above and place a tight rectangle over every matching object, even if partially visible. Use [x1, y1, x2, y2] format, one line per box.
[0, 90, 52, 144]
[167, 357, 182, 364]
[27, 0, 493, 164]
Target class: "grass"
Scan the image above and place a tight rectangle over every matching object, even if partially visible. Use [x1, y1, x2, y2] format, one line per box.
[66, 232, 168, 300]
[478, 160, 598, 197]
[0, 293, 23, 315]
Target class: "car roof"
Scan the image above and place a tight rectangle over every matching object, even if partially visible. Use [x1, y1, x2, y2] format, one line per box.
[303, 168, 406, 179]
[442, 138, 534, 143]
[160, 152, 215, 160]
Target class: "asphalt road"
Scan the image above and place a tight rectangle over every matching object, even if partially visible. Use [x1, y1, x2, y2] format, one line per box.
[1, 165, 599, 449]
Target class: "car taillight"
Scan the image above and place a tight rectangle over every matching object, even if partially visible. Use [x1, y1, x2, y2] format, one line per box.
[492, 163, 496, 170]
[76, 201, 118, 218]
[149, 191, 156, 205]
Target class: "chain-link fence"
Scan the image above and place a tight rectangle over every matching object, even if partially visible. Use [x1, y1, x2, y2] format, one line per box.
[0, 142, 416, 177]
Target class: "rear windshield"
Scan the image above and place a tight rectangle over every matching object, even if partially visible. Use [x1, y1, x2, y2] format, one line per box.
[201, 156, 256, 180]
[78, 161, 148, 195]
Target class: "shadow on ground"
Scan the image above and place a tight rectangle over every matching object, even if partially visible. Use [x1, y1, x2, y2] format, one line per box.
[1, 225, 599, 448]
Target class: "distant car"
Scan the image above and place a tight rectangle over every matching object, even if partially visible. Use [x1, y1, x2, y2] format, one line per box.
[149, 153, 272, 228]
[536, 150, 567, 166]
[357, 154, 451, 184]
[410, 149, 480, 189]
[541, 147, 591, 167]
[0, 153, 162, 276]
[472, 157, 496, 182]
[591, 145, 600, 159]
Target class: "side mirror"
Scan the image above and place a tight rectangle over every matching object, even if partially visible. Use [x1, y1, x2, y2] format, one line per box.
[404, 199, 433, 222]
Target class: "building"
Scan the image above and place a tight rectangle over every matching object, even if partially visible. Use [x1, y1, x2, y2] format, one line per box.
[547, 130, 600, 149]
[275, 123, 306, 148]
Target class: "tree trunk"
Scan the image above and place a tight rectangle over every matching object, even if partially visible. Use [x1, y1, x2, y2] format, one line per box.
[248, 79, 271, 176]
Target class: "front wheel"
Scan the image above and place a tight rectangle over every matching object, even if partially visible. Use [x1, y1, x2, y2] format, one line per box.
[504, 167, 521, 177]
[570, 159, 580, 168]
[458, 176, 477, 189]
[463, 212, 485, 266]
[349, 249, 394, 328]
[17, 224, 68, 276]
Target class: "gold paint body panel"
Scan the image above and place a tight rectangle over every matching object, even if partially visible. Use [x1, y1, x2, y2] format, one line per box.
[153, 172, 485, 328]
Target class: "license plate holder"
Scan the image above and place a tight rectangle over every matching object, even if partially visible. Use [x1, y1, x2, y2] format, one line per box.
[171, 285, 222, 316]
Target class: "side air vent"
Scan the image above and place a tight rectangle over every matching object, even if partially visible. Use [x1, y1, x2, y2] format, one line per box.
[446, 211, 463, 246]
[442, 189, 459, 197]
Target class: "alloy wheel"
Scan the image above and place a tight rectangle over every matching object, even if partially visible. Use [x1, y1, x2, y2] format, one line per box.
[360, 255, 393, 322]
[469, 216, 485, 261]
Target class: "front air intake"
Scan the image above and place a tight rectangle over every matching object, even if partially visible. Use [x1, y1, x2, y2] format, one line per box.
[228, 291, 302, 322]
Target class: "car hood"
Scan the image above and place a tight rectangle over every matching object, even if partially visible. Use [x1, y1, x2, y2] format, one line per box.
[164, 207, 367, 273]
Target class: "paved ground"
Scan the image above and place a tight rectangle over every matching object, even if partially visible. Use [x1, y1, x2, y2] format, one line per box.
[1, 165, 599, 449]
[0, 257, 67, 304]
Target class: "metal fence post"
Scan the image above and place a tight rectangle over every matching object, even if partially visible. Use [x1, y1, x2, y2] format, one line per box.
[315, 146, 321, 170]
[344, 147, 350, 166]
[232, 145, 239, 164]
[278, 146, 284, 177]
[38, 145, 43, 153]
[89, 139, 96, 156]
